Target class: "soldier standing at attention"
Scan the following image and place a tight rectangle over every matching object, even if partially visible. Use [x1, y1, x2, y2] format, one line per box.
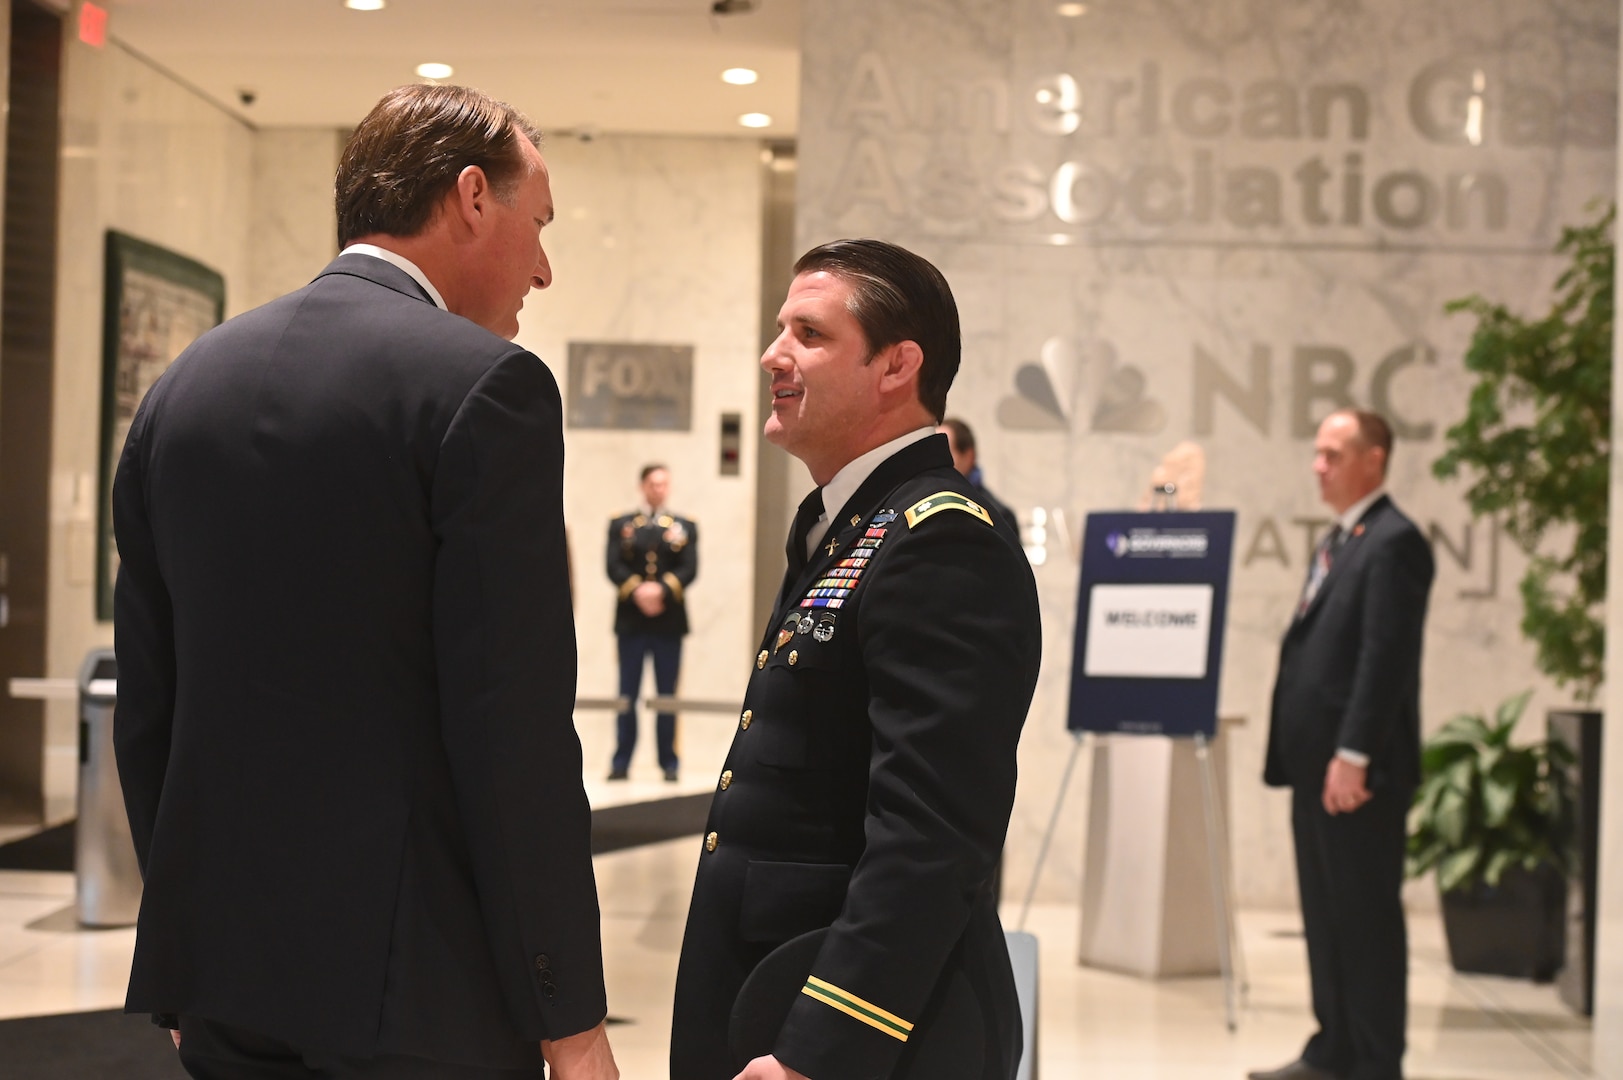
[670, 239, 1042, 1080]
[606, 464, 697, 781]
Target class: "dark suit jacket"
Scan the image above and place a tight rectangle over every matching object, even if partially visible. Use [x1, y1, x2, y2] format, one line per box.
[1265, 495, 1435, 792]
[112, 254, 606, 1069]
[671, 435, 1042, 1080]
[606, 510, 697, 636]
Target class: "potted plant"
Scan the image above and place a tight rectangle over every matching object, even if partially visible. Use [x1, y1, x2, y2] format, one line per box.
[1406, 691, 1575, 980]
[1434, 203, 1612, 701]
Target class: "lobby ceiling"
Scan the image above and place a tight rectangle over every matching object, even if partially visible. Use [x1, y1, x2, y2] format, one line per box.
[99, 0, 801, 136]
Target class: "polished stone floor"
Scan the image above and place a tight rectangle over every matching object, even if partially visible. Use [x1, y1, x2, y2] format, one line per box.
[0, 834, 1594, 1079]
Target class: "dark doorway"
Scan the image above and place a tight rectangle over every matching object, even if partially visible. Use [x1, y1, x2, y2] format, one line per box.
[0, 0, 62, 822]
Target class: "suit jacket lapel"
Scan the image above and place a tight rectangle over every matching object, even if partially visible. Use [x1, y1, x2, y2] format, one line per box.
[1296, 494, 1390, 624]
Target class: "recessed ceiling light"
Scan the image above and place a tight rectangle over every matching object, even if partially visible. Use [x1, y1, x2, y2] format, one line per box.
[739, 113, 772, 128]
[1056, 2, 1088, 14]
[722, 67, 758, 85]
[344, 0, 386, 10]
[415, 62, 454, 80]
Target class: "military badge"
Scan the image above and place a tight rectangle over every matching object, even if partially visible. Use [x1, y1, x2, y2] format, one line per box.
[813, 613, 837, 642]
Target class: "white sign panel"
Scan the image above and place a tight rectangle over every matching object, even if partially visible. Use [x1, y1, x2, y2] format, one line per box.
[1083, 584, 1214, 679]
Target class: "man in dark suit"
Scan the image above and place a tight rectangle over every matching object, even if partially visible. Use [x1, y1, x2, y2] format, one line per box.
[113, 85, 617, 1080]
[605, 464, 697, 781]
[938, 418, 1018, 535]
[1252, 409, 1434, 1080]
[670, 240, 1042, 1080]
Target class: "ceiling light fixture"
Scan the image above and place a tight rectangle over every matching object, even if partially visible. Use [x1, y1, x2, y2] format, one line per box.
[1056, 2, 1088, 15]
[415, 62, 454, 81]
[344, 0, 387, 10]
[739, 113, 772, 128]
[722, 68, 758, 86]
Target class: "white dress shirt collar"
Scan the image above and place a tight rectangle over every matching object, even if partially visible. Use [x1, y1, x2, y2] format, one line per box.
[1337, 485, 1386, 534]
[806, 426, 938, 557]
[339, 244, 448, 311]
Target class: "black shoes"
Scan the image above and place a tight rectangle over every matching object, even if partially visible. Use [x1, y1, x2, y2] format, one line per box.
[607, 768, 629, 781]
[1246, 1061, 1342, 1080]
[663, 768, 680, 782]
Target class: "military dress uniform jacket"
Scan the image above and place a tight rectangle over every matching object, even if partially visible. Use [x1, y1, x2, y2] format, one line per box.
[670, 434, 1042, 1080]
[607, 510, 697, 636]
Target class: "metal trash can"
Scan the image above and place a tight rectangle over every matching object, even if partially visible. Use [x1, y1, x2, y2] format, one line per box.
[75, 649, 142, 927]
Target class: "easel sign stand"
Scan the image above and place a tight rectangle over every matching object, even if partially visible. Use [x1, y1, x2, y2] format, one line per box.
[1019, 497, 1246, 1033]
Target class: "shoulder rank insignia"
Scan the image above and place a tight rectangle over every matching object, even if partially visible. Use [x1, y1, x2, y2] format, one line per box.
[904, 491, 993, 529]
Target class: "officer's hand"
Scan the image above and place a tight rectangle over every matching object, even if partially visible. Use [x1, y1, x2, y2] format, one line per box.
[171, 1029, 181, 1049]
[1322, 757, 1371, 816]
[541, 1022, 619, 1080]
[632, 580, 666, 617]
[732, 1055, 810, 1080]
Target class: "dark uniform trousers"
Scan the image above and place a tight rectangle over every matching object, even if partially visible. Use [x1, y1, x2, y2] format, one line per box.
[670, 435, 1041, 1080]
[606, 511, 697, 773]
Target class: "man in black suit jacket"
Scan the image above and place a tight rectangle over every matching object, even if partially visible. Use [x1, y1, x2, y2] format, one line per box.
[671, 240, 1042, 1080]
[1252, 409, 1434, 1080]
[605, 464, 697, 781]
[113, 85, 618, 1080]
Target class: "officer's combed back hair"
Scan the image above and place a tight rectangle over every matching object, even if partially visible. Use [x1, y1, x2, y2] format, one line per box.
[336, 84, 542, 247]
[793, 239, 961, 422]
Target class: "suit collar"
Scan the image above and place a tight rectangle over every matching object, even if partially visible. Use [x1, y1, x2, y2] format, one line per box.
[314, 253, 439, 308]
[1295, 494, 1394, 624]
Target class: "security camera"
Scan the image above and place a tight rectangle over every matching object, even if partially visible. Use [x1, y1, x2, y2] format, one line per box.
[237, 88, 257, 107]
[573, 125, 599, 143]
[711, 0, 757, 14]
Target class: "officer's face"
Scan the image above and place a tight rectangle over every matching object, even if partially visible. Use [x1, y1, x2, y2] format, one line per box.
[641, 468, 670, 510]
[761, 271, 886, 480]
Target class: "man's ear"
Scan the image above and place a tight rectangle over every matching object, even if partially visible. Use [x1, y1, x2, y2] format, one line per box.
[449, 164, 493, 232]
[874, 339, 924, 395]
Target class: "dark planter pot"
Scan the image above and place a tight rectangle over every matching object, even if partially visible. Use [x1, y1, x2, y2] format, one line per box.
[1440, 862, 1567, 981]
[1549, 709, 1601, 1016]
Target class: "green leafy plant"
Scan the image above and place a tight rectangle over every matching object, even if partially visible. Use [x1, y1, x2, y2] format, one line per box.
[1434, 203, 1613, 702]
[1406, 691, 1575, 894]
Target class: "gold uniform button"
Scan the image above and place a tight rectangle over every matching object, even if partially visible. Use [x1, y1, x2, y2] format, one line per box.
[740, 710, 753, 730]
[756, 650, 768, 669]
[719, 770, 733, 791]
[705, 831, 718, 852]
[788, 650, 799, 666]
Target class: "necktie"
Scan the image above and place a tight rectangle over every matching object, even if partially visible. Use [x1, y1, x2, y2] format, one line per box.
[1297, 525, 1343, 616]
[786, 488, 825, 578]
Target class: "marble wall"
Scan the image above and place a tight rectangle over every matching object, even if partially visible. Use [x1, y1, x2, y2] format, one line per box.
[513, 134, 765, 783]
[797, 0, 1617, 907]
[1590, 11, 1623, 1066]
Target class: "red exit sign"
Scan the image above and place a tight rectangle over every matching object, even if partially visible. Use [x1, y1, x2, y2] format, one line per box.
[79, 2, 108, 48]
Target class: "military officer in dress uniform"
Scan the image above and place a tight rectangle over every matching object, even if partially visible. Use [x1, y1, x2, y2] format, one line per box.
[606, 464, 697, 781]
[670, 239, 1042, 1080]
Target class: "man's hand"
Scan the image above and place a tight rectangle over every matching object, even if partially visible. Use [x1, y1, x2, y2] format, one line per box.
[170, 1029, 181, 1050]
[632, 580, 666, 617]
[541, 1022, 618, 1080]
[733, 1055, 810, 1080]
[1322, 757, 1371, 815]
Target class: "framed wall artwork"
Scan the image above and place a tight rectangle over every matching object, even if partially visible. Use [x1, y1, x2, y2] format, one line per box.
[96, 231, 225, 621]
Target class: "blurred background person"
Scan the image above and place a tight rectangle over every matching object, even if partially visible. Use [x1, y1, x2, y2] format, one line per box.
[940, 417, 1018, 533]
[605, 464, 697, 781]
